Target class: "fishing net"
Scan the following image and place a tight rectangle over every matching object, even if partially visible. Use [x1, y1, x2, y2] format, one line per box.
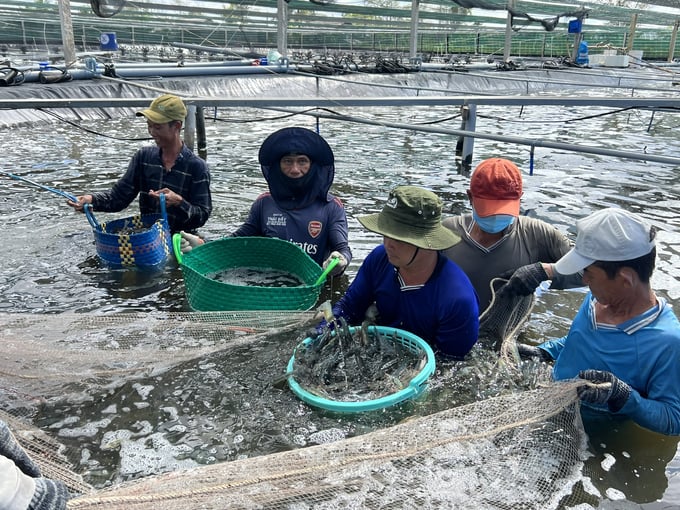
[0, 283, 590, 509]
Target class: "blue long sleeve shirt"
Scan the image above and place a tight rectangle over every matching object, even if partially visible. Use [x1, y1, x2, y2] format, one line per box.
[331, 245, 479, 358]
[538, 293, 680, 436]
[90, 144, 212, 233]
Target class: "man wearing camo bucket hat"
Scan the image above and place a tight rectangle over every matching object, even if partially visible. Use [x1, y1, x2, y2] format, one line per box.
[321, 185, 479, 358]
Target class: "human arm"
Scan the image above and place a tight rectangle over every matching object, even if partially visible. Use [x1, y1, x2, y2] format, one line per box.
[157, 154, 212, 232]
[88, 150, 144, 213]
[0, 421, 69, 509]
[433, 263, 479, 358]
[331, 255, 377, 326]
[322, 198, 352, 276]
[232, 196, 266, 237]
[516, 343, 554, 362]
[531, 335, 566, 361]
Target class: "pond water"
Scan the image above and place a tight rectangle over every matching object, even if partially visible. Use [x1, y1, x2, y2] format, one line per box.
[1, 75, 680, 508]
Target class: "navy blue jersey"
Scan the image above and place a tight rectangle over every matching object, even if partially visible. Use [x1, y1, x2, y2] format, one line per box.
[233, 192, 351, 266]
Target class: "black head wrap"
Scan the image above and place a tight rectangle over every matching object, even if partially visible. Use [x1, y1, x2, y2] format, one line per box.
[258, 127, 335, 210]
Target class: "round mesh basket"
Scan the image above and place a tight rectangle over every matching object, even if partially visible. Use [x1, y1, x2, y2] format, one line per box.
[175, 236, 324, 311]
[287, 326, 436, 413]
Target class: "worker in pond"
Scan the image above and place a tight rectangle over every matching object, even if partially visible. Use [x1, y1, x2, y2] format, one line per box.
[442, 157, 582, 313]
[67, 93, 212, 235]
[315, 186, 479, 359]
[518, 208, 680, 436]
[180, 126, 351, 277]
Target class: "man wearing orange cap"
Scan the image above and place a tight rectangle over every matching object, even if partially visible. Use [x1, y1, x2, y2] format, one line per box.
[67, 93, 212, 235]
[442, 157, 582, 312]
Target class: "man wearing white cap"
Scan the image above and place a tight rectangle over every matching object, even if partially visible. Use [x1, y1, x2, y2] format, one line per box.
[519, 207, 680, 435]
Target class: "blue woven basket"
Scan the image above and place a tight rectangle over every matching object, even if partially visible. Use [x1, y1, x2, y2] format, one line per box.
[287, 326, 436, 413]
[84, 194, 171, 269]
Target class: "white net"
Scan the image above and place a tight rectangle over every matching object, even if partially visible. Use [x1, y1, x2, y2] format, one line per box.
[0, 294, 591, 509]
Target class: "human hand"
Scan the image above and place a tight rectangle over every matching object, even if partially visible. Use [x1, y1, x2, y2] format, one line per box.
[179, 231, 204, 253]
[149, 188, 182, 207]
[577, 369, 632, 412]
[500, 262, 549, 297]
[516, 343, 552, 362]
[322, 251, 348, 276]
[66, 194, 92, 212]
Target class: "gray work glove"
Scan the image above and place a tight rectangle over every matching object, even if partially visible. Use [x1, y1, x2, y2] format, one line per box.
[500, 262, 549, 297]
[30, 477, 70, 510]
[0, 421, 41, 477]
[516, 343, 553, 362]
[577, 369, 632, 412]
[179, 231, 204, 254]
[322, 251, 348, 277]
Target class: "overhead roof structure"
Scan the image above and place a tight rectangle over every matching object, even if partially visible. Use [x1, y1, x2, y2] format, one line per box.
[0, 0, 679, 57]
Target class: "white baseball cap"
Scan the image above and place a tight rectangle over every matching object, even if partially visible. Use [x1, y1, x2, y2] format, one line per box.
[554, 208, 656, 275]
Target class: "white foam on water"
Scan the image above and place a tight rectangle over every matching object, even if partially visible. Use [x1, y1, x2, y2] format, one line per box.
[601, 453, 616, 471]
[118, 431, 198, 478]
[308, 427, 347, 444]
[57, 417, 112, 438]
[132, 382, 154, 400]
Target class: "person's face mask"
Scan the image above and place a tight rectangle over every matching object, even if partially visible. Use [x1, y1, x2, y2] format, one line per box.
[473, 210, 515, 234]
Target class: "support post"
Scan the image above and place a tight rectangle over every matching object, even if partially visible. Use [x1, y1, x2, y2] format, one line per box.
[670, 20, 679, 63]
[409, 0, 420, 60]
[456, 104, 477, 174]
[58, 0, 77, 66]
[196, 107, 207, 161]
[626, 13, 638, 53]
[503, 0, 515, 62]
[184, 105, 197, 153]
[277, 0, 288, 58]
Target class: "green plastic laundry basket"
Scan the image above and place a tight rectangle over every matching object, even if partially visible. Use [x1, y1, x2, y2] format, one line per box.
[174, 236, 325, 311]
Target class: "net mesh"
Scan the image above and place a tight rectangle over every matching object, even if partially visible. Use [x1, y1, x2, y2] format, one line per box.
[0, 287, 589, 509]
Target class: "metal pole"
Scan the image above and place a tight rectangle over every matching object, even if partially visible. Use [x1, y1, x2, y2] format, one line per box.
[409, 0, 420, 60]
[277, 0, 288, 58]
[670, 20, 679, 63]
[503, 0, 515, 62]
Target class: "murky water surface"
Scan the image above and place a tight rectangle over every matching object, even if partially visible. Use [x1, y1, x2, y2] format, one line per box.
[1, 75, 680, 506]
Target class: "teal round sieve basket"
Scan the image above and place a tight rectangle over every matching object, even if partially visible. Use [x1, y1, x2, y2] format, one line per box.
[287, 326, 436, 413]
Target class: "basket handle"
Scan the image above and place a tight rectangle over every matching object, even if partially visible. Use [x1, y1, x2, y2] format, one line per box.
[83, 203, 99, 229]
[314, 256, 340, 286]
[172, 233, 183, 265]
[159, 192, 168, 225]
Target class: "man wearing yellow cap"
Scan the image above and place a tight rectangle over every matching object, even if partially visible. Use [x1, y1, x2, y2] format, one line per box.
[67, 93, 212, 234]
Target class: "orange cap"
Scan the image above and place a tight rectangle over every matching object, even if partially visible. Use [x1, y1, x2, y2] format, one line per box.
[469, 158, 523, 217]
